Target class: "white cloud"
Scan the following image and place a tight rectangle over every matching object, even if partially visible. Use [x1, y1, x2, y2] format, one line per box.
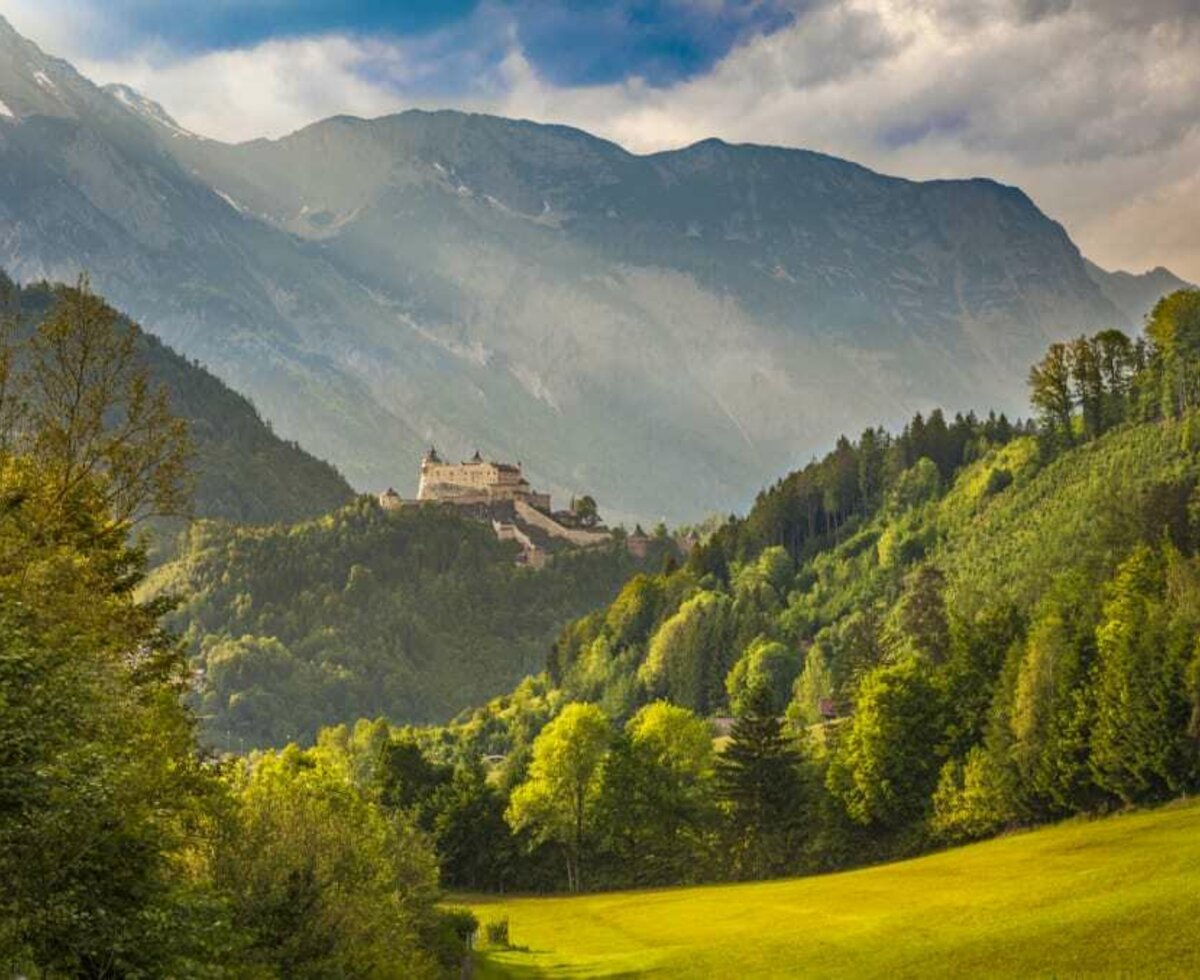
[72, 37, 412, 143]
[2, 0, 1198, 280]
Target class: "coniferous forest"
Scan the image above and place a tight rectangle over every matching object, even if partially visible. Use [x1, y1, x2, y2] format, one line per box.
[4, 276, 1200, 975]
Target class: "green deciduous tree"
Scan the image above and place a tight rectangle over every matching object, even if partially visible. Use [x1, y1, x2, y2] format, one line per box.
[506, 703, 612, 892]
[597, 702, 718, 885]
[0, 288, 216, 974]
[1090, 547, 1199, 802]
[212, 743, 445, 978]
[1029, 342, 1074, 446]
[827, 657, 945, 829]
[726, 636, 801, 715]
[1147, 289, 1200, 417]
[23, 281, 192, 524]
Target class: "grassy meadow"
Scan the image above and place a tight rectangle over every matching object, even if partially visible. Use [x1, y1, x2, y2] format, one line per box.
[463, 798, 1200, 978]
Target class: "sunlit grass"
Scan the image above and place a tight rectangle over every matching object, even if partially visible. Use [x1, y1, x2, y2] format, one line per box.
[462, 798, 1200, 978]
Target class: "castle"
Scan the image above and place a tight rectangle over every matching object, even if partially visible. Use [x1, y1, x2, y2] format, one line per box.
[378, 448, 611, 567]
[415, 448, 552, 511]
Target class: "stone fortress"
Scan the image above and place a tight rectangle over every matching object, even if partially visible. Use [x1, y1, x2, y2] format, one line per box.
[416, 448, 552, 511]
[379, 448, 614, 567]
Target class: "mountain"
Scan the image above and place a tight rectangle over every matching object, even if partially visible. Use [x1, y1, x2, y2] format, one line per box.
[4, 274, 353, 525]
[0, 16, 1187, 522]
[1085, 260, 1195, 325]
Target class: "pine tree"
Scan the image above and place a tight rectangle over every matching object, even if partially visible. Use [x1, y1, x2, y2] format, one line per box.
[716, 686, 804, 879]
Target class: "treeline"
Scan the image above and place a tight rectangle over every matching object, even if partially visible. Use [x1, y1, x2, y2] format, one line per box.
[1029, 289, 1200, 446]
[322, 695, 807, 895]
[153, 501, 666, 749]
[370, 288, 1200, 895]
[0, 285, 469, 976]
[691, 405, 1029, 576]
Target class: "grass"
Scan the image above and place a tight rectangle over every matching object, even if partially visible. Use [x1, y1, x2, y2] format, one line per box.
[461, 798, 1200, 978]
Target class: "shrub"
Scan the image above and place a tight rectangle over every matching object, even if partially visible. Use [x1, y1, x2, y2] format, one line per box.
[983, 467, 1013, 497]
[485, 917, 511, 948]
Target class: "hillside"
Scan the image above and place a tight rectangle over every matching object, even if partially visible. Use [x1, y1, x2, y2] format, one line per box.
[147, 499, 667, 749]
[465, 799, 1200, 978]
[546, 381, 1200, 732]
[387, 293, 1200, 899]
[0, 15, 1187, 521]
[3, 275, 353, 526]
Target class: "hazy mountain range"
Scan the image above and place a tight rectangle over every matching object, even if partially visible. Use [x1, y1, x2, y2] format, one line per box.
[3, 275, 353, 527]
[0, 16, 1189, 522]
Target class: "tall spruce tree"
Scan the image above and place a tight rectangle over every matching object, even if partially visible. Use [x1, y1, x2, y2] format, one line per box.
[716, 686, 804, 879]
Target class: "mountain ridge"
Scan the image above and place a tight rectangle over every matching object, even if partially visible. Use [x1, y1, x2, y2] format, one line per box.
[0, 15, 1187, 522]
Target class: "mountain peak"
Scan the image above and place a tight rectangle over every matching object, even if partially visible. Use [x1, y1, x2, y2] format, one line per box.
[103, 83, 196, 138]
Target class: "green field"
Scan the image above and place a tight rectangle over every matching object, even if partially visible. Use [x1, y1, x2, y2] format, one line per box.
[463, 799, 1200, 978]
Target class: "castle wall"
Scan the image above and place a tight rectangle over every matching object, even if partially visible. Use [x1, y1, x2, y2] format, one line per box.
[513, 500, 611, 548]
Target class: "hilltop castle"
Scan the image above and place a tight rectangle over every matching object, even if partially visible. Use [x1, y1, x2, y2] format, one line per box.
[415, 448, 552, 511]
[378, 448, 612, 567]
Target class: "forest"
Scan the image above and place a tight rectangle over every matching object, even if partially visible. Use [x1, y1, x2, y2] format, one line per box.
[0, 272, 354, 529]
[4, 274, 1200, 975]
[149, 503, 666, 748]
[334, 288, 1200, 897]
[0, 285, 474, 976]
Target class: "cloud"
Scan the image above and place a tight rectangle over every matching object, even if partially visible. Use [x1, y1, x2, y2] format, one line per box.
[1, 0, 1198, 281]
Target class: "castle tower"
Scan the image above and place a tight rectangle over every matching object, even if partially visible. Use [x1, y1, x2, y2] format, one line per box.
[417, 446, 442, 499]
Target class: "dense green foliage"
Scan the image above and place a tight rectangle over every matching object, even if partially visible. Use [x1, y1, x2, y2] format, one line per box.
[0, 290, 466, 976]
[150, 503, 661, 748]
[380, 289, 1200, 895]
[1, 272, 353, 527]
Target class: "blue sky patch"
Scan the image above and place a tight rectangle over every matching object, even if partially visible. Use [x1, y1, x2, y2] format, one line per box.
[82, 0, 797, 90]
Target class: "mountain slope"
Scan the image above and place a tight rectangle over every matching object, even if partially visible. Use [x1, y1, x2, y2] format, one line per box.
[4, 274, 353, 525]
[0, 15, 1187, 521]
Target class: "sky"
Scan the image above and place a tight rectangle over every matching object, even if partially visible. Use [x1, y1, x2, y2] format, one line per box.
[4, 0, 1199, 283]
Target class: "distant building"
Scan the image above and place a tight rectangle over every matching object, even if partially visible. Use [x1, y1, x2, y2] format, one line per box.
[378, 487, 404, 510]
[675, 531, 699, 557]
[626, 526, 652, 560]
[379, 448, 612, 565]
[417, 447, 552, 512]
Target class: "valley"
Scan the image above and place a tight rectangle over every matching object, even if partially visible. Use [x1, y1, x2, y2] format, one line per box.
[3, 6, 1200, 977]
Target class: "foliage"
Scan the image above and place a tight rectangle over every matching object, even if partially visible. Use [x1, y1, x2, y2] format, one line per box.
[212, 742, 447, 978]
[0, 296, 220, 974]
[2, 273, 352, 529]
[149, 503, 651, 748]
[506, 703, 613, 892]
[446, 288, 1200, 892]
[484, 917, 510, 948]
[0, 283, 465, 975]
[595, 702, 719, 886]
[826, 656, 945, 829]
[716, 688, 806, 879]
